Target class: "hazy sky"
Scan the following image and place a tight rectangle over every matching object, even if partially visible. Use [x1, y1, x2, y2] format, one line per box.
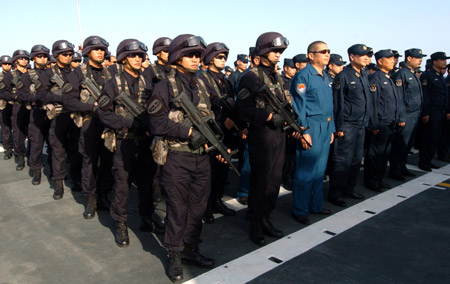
[1, 0, 449, 69]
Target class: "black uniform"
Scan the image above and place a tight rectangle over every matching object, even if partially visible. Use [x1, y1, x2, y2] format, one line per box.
[97, 70, 156, 223]
[437, 76, 450, 160]
[0, 71, 13, 155]
[281, 72, 295, 190]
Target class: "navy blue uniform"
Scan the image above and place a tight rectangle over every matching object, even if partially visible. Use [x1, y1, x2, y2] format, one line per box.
[290, 63, 335, 216]
[329, 65, 371, 200]
[0, 72, 15, 156]
[389, 66, 422, 176]
[437, 76, 450, 160]
[364, 70, 401, 187]
[419, 69, 449, 168]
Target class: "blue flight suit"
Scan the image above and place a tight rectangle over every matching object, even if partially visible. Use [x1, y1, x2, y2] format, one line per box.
[365, 70, 401, 187]
[389, 66, 422, 176]
[329, 65, 371, 200]
[290, 63, 335, 216]
[419, 69, 449, 168]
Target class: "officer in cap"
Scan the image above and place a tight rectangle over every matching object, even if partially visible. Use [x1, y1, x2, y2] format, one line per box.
[70, 52, 83, 69]
[224, 66, 233, 78]
[146, 34, 225, 282]
[364, 49, 403, 192]
[367, 63, 377, 75]
[290, 41, 335, 225]
[61, 36, 114, 218]
[418, 52, 450, 170]
[0, 55, 14, 159]
[237, 31, 289, 245]
[281, 59, 296, 88]
[2, 49, 31, 171]
[36, 40, 82, 199]
[292, 54, 308, 72]
[97, 39, 163, 247]
[15, 45, 51, 185]
[228, 54, 249, 92]
[390, 50, 402, 76]
[326, 53, 346, 81]
[198, 42, 238, 223]
[389, 49, 426, 179]
[328, 44, 372, 207]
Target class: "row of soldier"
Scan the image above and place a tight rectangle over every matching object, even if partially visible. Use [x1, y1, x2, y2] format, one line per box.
[0, 32, 449, 282]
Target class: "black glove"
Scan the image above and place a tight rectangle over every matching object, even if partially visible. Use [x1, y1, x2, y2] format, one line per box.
[189, 129, 206, 149]
[270, 114, 285, 129]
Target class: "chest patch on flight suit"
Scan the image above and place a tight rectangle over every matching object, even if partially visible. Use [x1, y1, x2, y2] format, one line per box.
[334, 82, 340, 90]
[422, 80, 427, 86]
[396, 79, 402, 87]
[147, 96, 164, 116]
[296, 83, 306, 95]
[370, 84, 377, 92]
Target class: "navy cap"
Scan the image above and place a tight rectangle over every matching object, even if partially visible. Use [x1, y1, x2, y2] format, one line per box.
[375, 49, 395, 61]
[405, 48, 426, 58]
[224, 66, 232, 72]
[249, 47, 255, 56]
[292, 54, 308, 64]
[392, 50, 402, 58]
[367, 63, 377, 70]
[283, 58, 295, 68]
[399, 61, 406, 68]
[430, 52, 450, 60]
[347, 44, 373, 56]
[237, 54, 249, 63]
[329, 54, 346, 66]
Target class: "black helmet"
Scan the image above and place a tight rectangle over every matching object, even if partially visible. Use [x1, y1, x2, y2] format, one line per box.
[202, 42, 229, 65]
[52, 40, 75, 57]
[12, 49, 30, 62]
[116, 39, 148, 63]
[255, 32, 288, 56]
[82, 36, 109, 57]
[152, 37, 172, 55]
[48, 56, 57, 64]
[30, 45, 50, 60]
[168, 34, 206, 65]
[72, 52, 82, 62]
[0, 55, 13, 65]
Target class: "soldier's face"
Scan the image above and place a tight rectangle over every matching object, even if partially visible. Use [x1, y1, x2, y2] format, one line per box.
[295, 62, 307, 71]
[267, 50, 282, 63]
[71, 61, 81, 69]
[57, 52, 73, 66]
[378, 56, 395, 71]
[142, 55, 150, 69]
[179, 52, 201, 73]
[124, 54, 143, 71]
[89, 49, 105, 63]
[2, 63, 12, 72]
[352, 54, 369, 68]
[308, 43, 330, 67]
[16, 57, 29, 68]
[213, 53, 227, 70]
[394, 57, 399, 66]
[158, 50, 169, 63]
[110, 56, 117, 64]
[328, 63, 344, 75]
[434, 59, 447, 70]
[408, 57, 422, 69]
[33, 55, 48, 67]
[236, 60, 248, 71]
[284, 66, 296, 78]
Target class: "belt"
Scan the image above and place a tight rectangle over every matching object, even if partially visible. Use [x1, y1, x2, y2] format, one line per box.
[307, 115, 332, 123]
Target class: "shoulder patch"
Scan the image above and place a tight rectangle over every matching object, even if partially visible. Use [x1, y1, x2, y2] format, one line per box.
[296, 83, 306, 95]
[147, 96, 164, 116]
[237, 88, 251, 100]
[334, 82, 340, 90]
[422, 79, 427, 86]
[370, 84, 377, 93]
[97, 94, 112, 110]
[0, 82, 6, 90]
[16, 80, 24, 90]
[396, 79, 402, 87]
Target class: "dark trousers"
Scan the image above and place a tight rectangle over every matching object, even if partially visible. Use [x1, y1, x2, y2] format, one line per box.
[419, 109, 445, 167]
[364, 123, 395, 187]
[161, 151, 210, 252]
[12, 103, 29, 157]
[389, 113, 420, 175]
[329, 124, 365, 200]
[247, 125, 285, 218]
[282, 135, 296, 186]
[48, 112, 81, 181]
[209, 155, 229, 201]
[437, 117, 450, 159]
[0, 104, 13, 150]
[28, 108, 50, 170]
[110, 138, 156, 222]
[79, 116, 113, 197]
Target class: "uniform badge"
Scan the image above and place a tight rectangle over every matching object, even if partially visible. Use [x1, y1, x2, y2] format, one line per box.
[296, 83, 306, 95]
[334, 82, 340, 90]
[355, 72, 360, 78]
[97, 94, 111, 110]
[396, 79, 402, 87]
[422, 80, 427, 86]
[147, 97, 164, 116]
[370, 84, 377, 93]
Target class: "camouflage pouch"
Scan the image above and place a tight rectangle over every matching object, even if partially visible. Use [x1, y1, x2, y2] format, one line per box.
[101, 130, 116, 152]
[151, 136, 168, 165]
[70, 112, 83, 128]
[43, 104, 56, 120]
[0, 99, 6, 110]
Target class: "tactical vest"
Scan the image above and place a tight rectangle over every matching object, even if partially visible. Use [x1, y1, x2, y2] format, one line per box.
[10, 69, 21, 96]
[114, 72, 147, 139]
[250, 67, 292, 108]
[201, 71, 233, 99]
[23, 69, 42, 110]
[79, 64, 112, 105]
[165, 73, 212, 153]
[45, 65, 73, 118]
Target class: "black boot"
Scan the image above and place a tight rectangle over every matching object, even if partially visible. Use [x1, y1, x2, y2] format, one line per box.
[181, 243, 215, 268]
[250, 217, 266, 246]
[53, 180, 64, 200]
[139, 215, 165, 234]
[32, 169, 41, 185]
[202, 206, 215, 224]
[16, 155, 25, 171]
[115, 221, 129, 247]
[71, 180, 82, 192]
[212, 198, 236, 216]
[96, 193, 111, 211]
[261, 216, 283, 238]
[4, 149, 12, 160]
[83, 196, 97, 219]
[167, 251, 183, 283]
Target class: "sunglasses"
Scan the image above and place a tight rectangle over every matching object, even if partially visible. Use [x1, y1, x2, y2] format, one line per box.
[111, 60, 117, 64]
[18, 57, 29, 61]
[2, 63, 12, 66]
[61, 52, 73, 57]
[186, 52, 201, 59]
[126, 53, 144, 59]
[215, 55, 227, 60]
[312, 49, 331, 55]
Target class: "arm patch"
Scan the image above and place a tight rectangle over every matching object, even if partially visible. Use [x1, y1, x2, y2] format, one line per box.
[147, 96, 165, 116]
[97, 94, 112, 110]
